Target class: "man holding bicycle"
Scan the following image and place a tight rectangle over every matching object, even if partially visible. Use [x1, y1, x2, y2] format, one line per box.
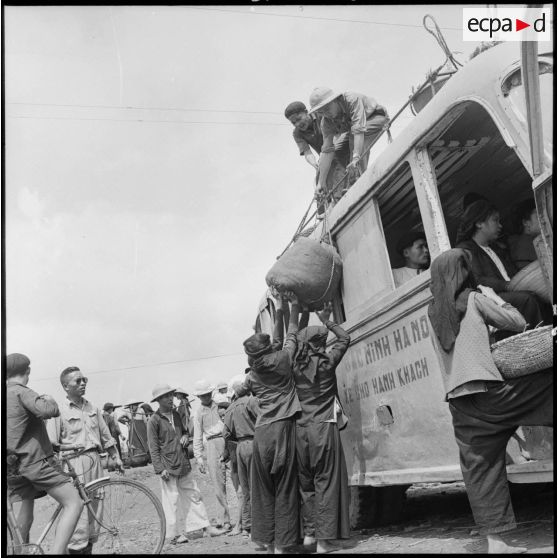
[47, 366, 123, 554]
[6, 353, 83, 555]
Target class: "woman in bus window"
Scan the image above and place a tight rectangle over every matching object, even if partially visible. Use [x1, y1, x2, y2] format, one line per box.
[455, 199, 547, 335]
[428, 249, 553, 554]
[507, 199, 541, 270]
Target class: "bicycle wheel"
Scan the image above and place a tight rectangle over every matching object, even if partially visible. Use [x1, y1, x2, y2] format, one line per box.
[85, 478, 165, 554]
[6, 522, 17, 555]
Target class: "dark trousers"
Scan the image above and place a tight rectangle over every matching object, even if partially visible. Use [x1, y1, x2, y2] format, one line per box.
[251, 418, 299, 547]
[237, 439, 254, 531]
[449, 370, 553, 535]
[295, 422, 350, 540]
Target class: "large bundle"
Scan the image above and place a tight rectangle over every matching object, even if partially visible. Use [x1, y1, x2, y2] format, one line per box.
[266, 237, 343, 310]
[509, 260, 550, 303]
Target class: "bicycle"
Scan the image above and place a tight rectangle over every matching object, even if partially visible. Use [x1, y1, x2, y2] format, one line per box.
[6, 447, 165, 554]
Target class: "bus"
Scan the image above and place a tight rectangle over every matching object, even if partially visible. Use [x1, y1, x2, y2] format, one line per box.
[256, 39, 554, 526]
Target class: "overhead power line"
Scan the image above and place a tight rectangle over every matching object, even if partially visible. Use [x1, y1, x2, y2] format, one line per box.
[7, 101, 282, 117]
[7, 115, 289, 126]
[183, 6, 462, 31]
[31, 351, 247, 382]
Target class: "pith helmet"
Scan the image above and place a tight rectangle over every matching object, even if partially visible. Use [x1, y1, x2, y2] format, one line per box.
[174, 386, 189, 396]
[192, 379, 216, 397]
[308, 86, 341, 114]
[215, 381, 228, 391]
[150, 384, 175, 403]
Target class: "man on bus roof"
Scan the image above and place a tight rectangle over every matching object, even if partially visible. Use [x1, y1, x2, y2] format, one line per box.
[308, 87, 390, 203]
[392, 231, 430, 288]
[284, 101, 350, 214]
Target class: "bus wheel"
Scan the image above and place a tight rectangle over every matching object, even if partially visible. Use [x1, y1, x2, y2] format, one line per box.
[350, 485, 409, 529]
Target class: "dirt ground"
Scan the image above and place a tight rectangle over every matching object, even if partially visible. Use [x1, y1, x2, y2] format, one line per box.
[26, 463, 554, 554]
[126, 465, 554, 555]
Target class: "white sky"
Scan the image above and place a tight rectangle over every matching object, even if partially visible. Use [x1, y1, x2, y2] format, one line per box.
[4, 4, 493, 406]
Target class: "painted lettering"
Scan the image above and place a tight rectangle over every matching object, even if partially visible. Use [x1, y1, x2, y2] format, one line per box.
[393, 329, 403, 352]
[402, 326, 411, 348]
[420, 315, 430, 338]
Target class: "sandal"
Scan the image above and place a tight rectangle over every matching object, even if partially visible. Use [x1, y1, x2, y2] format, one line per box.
[169, 534, 189, 545]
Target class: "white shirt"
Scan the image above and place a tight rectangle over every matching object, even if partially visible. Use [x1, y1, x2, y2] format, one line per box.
[479, 245, 511, 281]
[392, 266, 424, 288]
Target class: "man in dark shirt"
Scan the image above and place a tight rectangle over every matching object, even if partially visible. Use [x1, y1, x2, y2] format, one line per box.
[292, 304, 351, 554]
[6, 353, 82, 555]
[284, 101, 350, 214]
[239, 294, 302, 553]
[147, 383, 223, 544]
[222, 382, 260, 537]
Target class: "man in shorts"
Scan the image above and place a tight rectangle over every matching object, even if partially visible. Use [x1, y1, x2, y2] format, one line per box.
[6, 353, 83, 554]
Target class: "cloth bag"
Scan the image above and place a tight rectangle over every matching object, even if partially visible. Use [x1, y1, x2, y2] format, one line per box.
[265, 237, 343, 310]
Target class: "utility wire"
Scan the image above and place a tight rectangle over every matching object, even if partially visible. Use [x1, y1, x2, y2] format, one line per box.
[183, 6, 462, 31]
[6, 115, 289, 126]
[7, 101, 282, 116]
[30, 351, 246, 382]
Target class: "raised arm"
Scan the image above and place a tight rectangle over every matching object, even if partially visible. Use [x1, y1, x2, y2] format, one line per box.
[316, 302, 350, 368]
[298, 306, 310, 330]
[283, 293, 301, 360]
[271, 296, 286, 351]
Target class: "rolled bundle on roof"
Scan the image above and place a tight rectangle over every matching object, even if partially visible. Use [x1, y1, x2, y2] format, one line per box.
[265, 237, 343, 310]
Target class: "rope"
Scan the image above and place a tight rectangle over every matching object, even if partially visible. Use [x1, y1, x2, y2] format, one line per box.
[307, 197, 337, 305]
[423, 14, 463, 71]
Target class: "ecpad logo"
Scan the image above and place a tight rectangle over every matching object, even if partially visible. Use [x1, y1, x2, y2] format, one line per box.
[463, 7, 551, 42]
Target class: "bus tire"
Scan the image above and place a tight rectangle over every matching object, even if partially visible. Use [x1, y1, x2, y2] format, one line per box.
[350, 485, 409, 529]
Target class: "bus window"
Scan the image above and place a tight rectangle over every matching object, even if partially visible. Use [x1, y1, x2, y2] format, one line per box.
[426, 101, 535, 246]
[376, 162, 429, 290]
[333, 196, 394, 319]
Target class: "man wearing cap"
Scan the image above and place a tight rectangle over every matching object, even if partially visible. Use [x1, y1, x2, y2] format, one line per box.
[192, 379, 232, 531]
[102, 403, 124, 458]
[47, 366, 123, 554]
[284, 101, 350, 211]
[147, 384, 223, 544]
[308, 87, 389, 201]
[222, 379, 260, 538]
[237, 293, 302, 553]
[392, 231, 430, 288]
[7, 354, 83, 555]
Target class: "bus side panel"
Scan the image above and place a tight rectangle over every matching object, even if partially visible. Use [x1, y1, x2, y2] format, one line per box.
[337, 305, 460, 483]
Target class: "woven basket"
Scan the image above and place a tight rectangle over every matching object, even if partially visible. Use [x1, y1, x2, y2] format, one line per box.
[491, 325, 554, 379]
